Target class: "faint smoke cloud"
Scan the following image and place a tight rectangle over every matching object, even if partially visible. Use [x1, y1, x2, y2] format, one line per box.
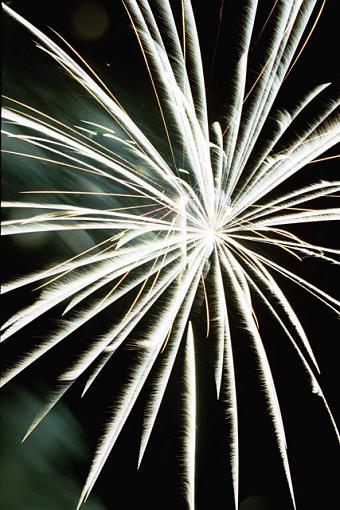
[71, 1, 109, 41]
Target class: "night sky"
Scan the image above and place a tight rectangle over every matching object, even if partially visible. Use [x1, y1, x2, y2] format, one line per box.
[1, 2, 339, 510]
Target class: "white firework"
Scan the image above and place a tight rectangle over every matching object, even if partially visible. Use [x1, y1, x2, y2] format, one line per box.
[1, 1, 339, 509]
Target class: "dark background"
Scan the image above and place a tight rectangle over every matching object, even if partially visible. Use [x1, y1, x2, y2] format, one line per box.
[2, 1, 339, 509]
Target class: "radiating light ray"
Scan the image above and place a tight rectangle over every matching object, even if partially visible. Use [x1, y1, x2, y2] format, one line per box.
[227, 237, 340, 315]
[49, 29, 127, 112]
[2, 108, 182, 211]
[220, 245, 296, 509]
[181, 321, 196, 510]
[228, 0, 322, 195]
[232, 181, 340, 225]
[122, 1, 179, 173]
[309, 154, 340, 164]
[200, 273, 210, 338]
[225, 243, 340, 443]
[284, 0, 326, 82]
[252, 0, 280, 50]
[76, 245, 207, 508]
[232, 81, 332, 203]
[137, 269, 202, 468]
[3, 4, 187, 183]
[211, 248, 239, 508]
[3, 96, 138, 170]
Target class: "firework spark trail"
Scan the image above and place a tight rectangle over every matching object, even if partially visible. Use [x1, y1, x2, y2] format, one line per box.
[181, 322, 196, 510]
[2, 1, 340, 508]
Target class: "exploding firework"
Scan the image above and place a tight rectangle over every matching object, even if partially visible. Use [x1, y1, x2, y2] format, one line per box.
[1, 1, 339, 509]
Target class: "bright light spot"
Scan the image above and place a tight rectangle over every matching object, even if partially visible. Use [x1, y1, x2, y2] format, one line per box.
[204, 228, 217, 249]
[207, 228, 216, 242]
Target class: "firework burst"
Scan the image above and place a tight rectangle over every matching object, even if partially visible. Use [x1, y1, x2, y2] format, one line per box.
[1, 1, 339, 508]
